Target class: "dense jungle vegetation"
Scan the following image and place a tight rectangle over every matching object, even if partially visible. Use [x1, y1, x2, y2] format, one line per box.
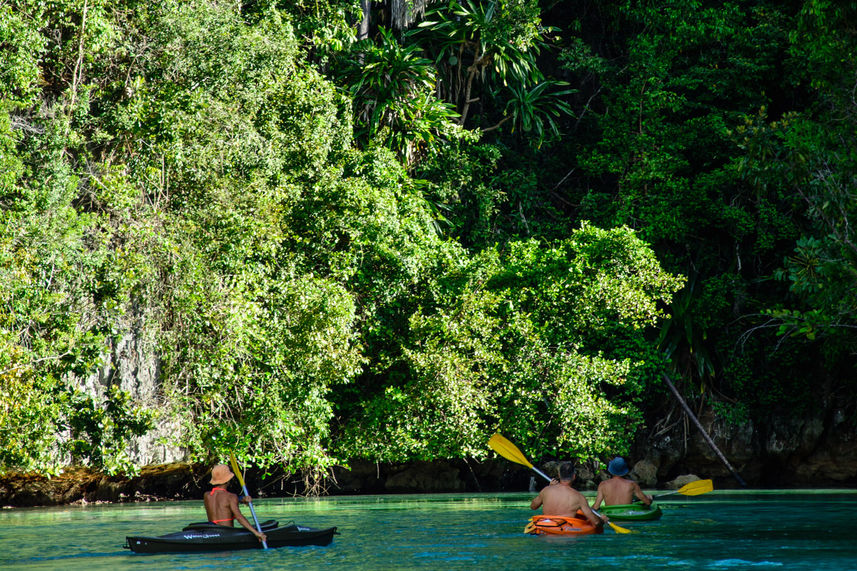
[2, 0, 856, 482]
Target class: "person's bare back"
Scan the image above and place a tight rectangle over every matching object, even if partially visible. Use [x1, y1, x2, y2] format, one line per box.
[532, 482, 589, 515]
[204, 464, 266, 543]
[592, 456, 652, 510]
[530, 462, 604, 527]
[203, 486, 243, 525]
[593, 476, 651, 508]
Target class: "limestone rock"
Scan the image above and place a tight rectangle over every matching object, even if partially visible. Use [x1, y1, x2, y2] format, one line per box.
[631, 458, 659, 487]
[665, 474, 701, 490]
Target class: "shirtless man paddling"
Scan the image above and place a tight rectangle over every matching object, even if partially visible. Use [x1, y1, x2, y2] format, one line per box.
[592, 456, 652, 509]
[203, 464, 267, 543]
[530, 461, 605, 527]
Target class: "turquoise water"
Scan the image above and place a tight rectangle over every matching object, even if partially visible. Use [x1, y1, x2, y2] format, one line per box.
[1, 490, 856, 569]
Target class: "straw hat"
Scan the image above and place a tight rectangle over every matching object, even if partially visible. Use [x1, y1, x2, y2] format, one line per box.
[210, 464, 235, 485]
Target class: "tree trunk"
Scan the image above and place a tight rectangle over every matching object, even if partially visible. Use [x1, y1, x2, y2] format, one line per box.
[662, 372, 747, 487]
[358, 0, 371, 40]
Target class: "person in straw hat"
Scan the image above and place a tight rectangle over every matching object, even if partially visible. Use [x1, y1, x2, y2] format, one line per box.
[592, 456, 652, 509]
[203, 463, 267, 543]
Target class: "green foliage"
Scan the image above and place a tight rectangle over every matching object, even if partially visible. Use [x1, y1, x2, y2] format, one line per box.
[162, 269, 363, 475]
[257, 0, 360, 54]
[112, 0, 366, 473]
[66, 386, 155, 475]
[501, 80, 575, 142]
[495, 223, 685, 343]
[709, 398, 748, 428]
[412, 0, 570, 140]
[0, 373, 63, 474]
[5, 0, 856, 483]
[733, 1, 857, 351]
[337, 224, 683, 461]
[0, 87, 121, 473]
[330, 26, 461, 164]
[415, 138, 504, 246]
[0, 3, 47, 107]
[554, 2, 830, 411]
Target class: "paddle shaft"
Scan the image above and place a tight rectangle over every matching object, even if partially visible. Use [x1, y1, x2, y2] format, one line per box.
[646, 479, 713, 501]
[230, 454, 268, 549]
[530, 466, 611, 522]
[531, 466, 552, 483]
[486, 433, 632, 533]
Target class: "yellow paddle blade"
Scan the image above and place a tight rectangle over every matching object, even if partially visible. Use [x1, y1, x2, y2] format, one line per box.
[488, 433, 635, 535]
[488, 433, 535, 469]
[678, 478, 713, 496]
[607, 521, 634, 534]
[590, 508, 635, 534]
[229, 453, 247, 488]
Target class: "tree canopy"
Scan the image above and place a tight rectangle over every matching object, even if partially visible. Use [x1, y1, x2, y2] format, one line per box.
[2, 0, 855, 481]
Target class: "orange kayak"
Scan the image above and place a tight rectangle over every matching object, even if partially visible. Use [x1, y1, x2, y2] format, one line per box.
[524, 515, 603, 536]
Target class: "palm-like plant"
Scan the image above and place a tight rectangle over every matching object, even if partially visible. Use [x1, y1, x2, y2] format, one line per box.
[410, 0, 572, 141]
[346, 27, 437, 133]
[387, 91, 462, 165]
[332, 26, 459, 164]
[658, 276, 717, 391]
[412, 0, 545, 125]
[487, 79, 576, 144]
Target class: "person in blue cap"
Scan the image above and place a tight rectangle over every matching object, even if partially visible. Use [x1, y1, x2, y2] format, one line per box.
[592, 457, 652, 509]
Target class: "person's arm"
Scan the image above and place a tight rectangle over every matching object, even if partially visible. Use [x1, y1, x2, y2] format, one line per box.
[593, 483, 605, 510]
[632, 482, 652, 506]
[229, 495, 267, 542]
[530, 491, 543, 510]
[577, 497, 605, 526]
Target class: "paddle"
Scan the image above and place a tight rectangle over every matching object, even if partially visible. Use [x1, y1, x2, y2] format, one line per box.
[229, 453, 268, 549]
[647, 478, 713, 501]
[487, 433, 633, 534]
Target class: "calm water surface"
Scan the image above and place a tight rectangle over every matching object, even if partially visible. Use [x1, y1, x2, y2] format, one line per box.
[1, 490, 855, 569]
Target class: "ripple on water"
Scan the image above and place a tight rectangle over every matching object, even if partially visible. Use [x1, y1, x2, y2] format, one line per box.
[707, 559, 784, 568]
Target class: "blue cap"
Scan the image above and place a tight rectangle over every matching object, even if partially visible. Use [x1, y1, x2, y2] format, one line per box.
[608, 457, 630, 476]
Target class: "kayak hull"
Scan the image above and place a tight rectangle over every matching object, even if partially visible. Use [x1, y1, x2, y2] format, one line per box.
[125, 520, 337, 554]
[599, 503, 662, 521]
[525, 515, 603, 536]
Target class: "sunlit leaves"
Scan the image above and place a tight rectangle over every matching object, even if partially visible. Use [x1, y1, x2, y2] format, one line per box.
[0, 3, 47, 107]
[337, 224, 683, 461]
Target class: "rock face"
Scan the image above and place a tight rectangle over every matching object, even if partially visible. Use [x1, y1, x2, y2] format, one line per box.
[630, 458, 659, 487]
[59, 318, 186, 469]
[0, 459, 527, 507]
[2, 414, 856, 506]
[324, 459, 525, 495]
[640, 406, 857, 488]
[83, 327, 186, 466]
[0, 463, 207, 507]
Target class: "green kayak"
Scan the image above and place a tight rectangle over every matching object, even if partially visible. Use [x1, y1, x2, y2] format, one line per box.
[598, 503, 662, 521]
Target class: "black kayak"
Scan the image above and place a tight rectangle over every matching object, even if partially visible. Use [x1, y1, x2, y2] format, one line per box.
[125, 519, 337, 554]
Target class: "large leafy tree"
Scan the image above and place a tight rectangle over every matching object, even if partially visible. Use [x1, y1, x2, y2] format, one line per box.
[337, 223, 683, 461]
